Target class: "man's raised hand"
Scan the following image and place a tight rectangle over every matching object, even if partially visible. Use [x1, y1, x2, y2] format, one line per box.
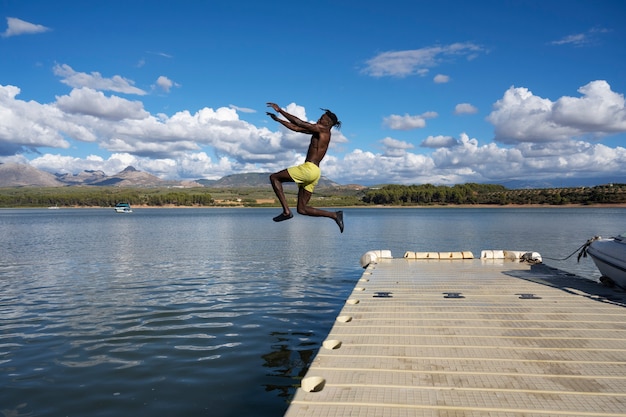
[266, 102, 280, 112]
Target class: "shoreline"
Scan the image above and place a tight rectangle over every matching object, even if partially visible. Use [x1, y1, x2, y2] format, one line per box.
[356, 203, 626, 209]
[111, 202, 626, 209]
[6, 203, 626, 209]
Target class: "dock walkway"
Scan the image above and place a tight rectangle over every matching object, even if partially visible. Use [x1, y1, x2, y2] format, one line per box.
[284, 250, 626, 417]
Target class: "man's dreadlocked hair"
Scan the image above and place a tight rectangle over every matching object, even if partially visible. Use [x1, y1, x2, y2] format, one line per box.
[321, 108, 341, 129]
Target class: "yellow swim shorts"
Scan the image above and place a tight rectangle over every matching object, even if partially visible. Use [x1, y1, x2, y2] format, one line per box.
[287, 161, 321, 193]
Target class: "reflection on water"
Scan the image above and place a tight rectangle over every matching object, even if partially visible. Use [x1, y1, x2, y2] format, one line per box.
[1, 207, 624, 417]
[262, 330, 317, 399]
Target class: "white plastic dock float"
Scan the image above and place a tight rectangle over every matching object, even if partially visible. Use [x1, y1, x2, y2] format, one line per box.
[284, 250, 626, 417]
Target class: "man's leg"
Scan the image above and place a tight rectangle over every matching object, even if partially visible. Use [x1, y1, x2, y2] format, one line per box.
[270, 170, 294, 221]
[297, 188, 344, 233]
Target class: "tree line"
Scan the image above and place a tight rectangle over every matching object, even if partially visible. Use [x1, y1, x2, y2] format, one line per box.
[0, 188, 215, 208]
[361, 183, 626, 205]
[1, 183, 625, 208]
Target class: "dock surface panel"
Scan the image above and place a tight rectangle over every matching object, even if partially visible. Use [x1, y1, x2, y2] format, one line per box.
[285, 255, 626, 417]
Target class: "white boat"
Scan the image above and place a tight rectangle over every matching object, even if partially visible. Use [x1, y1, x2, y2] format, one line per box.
[114, 202, 133, 213]
[581, 233, 626, 289]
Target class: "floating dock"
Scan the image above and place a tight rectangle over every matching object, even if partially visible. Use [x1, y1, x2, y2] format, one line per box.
[284, 250, 626, 417]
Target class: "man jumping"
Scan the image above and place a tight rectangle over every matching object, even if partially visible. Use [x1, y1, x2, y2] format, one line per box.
[266, 102, 344, 233]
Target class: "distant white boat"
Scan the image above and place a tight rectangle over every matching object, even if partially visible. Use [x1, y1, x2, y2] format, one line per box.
[580, 233, 626, 289]
[48, 204, 59, 210]
[114, 202, 132, 213]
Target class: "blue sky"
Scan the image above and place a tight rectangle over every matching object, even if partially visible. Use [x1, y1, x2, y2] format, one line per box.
[1, 0, 625, 186]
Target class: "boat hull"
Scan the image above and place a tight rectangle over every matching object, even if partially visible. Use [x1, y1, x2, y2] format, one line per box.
[587, 236, 626, 289]
[114, 203, 132, 213]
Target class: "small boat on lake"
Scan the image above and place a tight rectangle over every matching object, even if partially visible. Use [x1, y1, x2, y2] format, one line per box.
[114, 202, 133, 213]
[580, 233, 626, 289]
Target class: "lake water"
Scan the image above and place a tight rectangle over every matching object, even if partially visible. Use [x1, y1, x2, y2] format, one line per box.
[1, 207, 624, 417]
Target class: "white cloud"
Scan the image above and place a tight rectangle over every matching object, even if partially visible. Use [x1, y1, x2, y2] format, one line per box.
[0, 82, 294, 166]
[381, 137, 414, 149]
[383, 112, 437, 130]
[322, 131, 626, 186]
[487, 80, 626, 144]
[28, 151, 238, 181]
[434, 74, 450, 83]
[421, 135, 458, 148]
[552, 80, 626, 132]
[328, 148, 439, 185]
[176, 152, 235, 180]
[2, 17, 50, 37]
[454, 103, 478, 115]
[154, 75, 180, 93]
[30, 153, 108, 175]
[96, 106, 271, 159]
[229, 104, 256, 113]
[431, 133, 504, 173]
[512, 141, 626, 177]
[147, 51, 173, 59]
[56, 88, 149, 120]
[362, 42, 484, 78]
[380, 137, 414, 157]
[3, 75, 626, 185]
[551, 33, 587, 46]
[550, 28, 610, 47]
[53, 64, 147, 95]
[426, 133, 625, 183]
[0, 84, 71, 153]
[21, 130, 626, 185]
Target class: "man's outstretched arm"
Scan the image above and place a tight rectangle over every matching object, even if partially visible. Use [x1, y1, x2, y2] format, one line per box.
[266, 102, 320, 133]
[266, 111, 312, 133]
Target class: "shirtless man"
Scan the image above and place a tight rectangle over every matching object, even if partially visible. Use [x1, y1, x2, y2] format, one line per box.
[266, 102, 344, 233]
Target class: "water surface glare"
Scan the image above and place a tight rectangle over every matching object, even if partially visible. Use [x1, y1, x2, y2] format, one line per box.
[1, 207, 623, 416]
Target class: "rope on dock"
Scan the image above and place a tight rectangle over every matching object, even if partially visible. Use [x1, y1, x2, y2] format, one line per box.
[539, 236, 600, 262]
[575, 236, 601, 263]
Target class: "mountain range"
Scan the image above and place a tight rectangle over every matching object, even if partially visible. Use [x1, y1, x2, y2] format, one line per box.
[0, 163, 341, 189]
[0, 162, 622, 189]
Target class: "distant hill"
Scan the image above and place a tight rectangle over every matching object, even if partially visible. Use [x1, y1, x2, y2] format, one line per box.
[3, 162, 622, 190]
[0, 164, 340, 189]
[0, 163, 64, 187]
[197, 172, 340, 188]
[55, 169, 108, 185]
[0, 163, 202, 188]
[196, 172, 269, 187]
[90, 166, 166, 187]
